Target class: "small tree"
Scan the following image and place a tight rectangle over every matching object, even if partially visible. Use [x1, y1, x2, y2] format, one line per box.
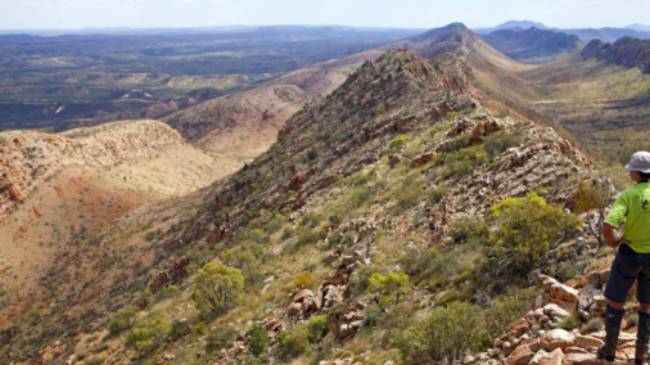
[246, 323, 269, 357]
[368, 271, 411, 306]
[572, 179, 613, 249]
[126, 315, 172, 354]
[192, 263, 244, 318]
[486, 193, 582, 277]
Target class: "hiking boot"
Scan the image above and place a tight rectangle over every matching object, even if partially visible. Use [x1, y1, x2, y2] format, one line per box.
[636, 312, 650, 365]
[598, 305, 625, 362]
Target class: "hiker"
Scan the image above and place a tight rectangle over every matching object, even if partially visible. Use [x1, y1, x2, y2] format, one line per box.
[598, 151, 650, 364]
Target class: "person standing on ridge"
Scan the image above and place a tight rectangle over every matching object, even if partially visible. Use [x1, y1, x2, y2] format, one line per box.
[598, 151, 650, 365]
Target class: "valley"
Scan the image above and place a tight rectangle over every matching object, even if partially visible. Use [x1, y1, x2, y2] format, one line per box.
[1, 19, 650, 365]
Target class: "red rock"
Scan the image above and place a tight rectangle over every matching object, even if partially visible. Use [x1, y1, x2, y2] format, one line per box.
[507, 338, 542, 365]
[574, 335, 603, 349]
[387, 154, 401, 168]
[288, 173, 308, 191]
[409, 153, 434, 168]
[469, 120, 501, 145]
[506, 344, 535, 365]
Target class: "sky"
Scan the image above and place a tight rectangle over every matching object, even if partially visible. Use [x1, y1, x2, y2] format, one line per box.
[0, 0, 649, 30]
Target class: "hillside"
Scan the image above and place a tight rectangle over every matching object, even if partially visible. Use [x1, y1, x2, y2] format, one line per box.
[0, 120, 227, 332]
[165, 85, 310, 166]
[163, 50, 384, 168]
[482, 27, 581, 63]
[581, 37, 650, 74]
[0, 44, 613, 365]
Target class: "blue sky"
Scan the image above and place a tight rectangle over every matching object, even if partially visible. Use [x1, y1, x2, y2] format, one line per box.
[1, 0, 649, 30]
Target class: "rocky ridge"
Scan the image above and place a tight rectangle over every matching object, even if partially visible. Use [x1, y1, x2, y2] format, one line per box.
[0, 120, 184, 216]
[1, 47, 612, 364]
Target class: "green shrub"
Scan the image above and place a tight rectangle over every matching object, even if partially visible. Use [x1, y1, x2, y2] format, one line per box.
[192, 263, 244, 318]
[328, 214, 342, 228]
[448, 218, 489, 245]
[327, 231, 354, 247]
[277, 324, 311, 359]
[347, 266, 375, 296]
[109, 306, 138, 336]
[581, 317, 603, 333]
[206, 323, 237, 352]
[246, 323, 269, 357]
[427, 186, 448, 206]
[365, 304, 383, 327]
[222, 245, 262, 286]
[389, 135, 410, 152]
[126, 315, 172, 354]
[348, 185, 375, 209]
[482, 290, 534, 338]
[390, 174, 425, 214]
[347, 170, 376, 187]
[301, 211, 325, 228]
[281, 227, 295, 240]
[306, 315, 328, 343]
[438, 145, 488, 180]
[306, 148, 319, 162]
[368, 272, 411, 305]
[295, 227, 325, 247]
[438, 135, 469, 153]
[293, 272, 315, 289]
[159, 285, 181, 299]
[572, 180, 609, 213]
[169, 319, 192, 341]
[394, 291, 531, 362]
[393, 302, 486, 362]
[483, 130, 521, 160]
[558, 313, 582, 331]
[484, 193, 582, 279]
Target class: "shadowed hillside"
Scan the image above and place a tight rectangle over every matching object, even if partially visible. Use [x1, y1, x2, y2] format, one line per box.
[482, 27, 581, 63]
[582, 37, 650, 74]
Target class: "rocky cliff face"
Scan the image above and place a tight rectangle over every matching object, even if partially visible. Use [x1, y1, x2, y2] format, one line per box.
[582, 37, 650, 73]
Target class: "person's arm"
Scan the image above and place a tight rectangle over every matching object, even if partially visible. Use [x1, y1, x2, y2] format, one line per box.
[602, 223, 628, 249]
[603, 191, 629, 250]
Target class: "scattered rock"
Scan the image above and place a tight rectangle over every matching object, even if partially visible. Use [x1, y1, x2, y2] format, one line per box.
[409, 153, 434, 168]
[542, 329, 575, 351]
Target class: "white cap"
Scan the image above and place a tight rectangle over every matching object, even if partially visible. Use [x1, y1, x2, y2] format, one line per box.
[626, 151, 650, 174]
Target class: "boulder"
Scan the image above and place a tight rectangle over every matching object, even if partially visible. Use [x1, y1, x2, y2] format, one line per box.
[562, 353, 600, 365]
[506, 338, 541, 365]
[506, 344, 535, 365]
[531, 348, 564, 365]
[468, 120, 501, 145]
[409, 153, 434, 168]
[542, 303, 570, 320]
[574, 334, 603, 349]
[542, 329, 575, 351]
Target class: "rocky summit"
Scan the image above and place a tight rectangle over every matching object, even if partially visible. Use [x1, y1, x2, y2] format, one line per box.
[0, 22, 646, 365]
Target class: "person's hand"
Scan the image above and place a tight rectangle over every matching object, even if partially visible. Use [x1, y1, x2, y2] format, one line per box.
[616, 238, 630, 249]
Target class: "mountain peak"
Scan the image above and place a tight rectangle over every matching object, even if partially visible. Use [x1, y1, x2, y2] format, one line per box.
[408, 22, 472, 43]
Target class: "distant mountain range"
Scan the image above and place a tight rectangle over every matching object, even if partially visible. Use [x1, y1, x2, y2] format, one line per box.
[482, 27, 580, 62]
[475, 20, 650, 42]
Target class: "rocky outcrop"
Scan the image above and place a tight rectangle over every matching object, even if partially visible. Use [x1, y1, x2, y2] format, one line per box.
[582, 37, 650, 74]
[465, 269, 640, 365]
